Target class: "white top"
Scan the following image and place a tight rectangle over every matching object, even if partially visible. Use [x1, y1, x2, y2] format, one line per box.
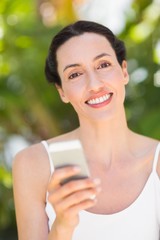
[42, 141, 160, 239]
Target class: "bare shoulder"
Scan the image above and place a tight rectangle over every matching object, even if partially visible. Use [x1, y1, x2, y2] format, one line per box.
[142, 136, 160, 177]
[12, 142, 51, 201]
[12, 128, 79, 190]
[133, 132, 160, 177]
[13, 142, 50, 177]
[130, 131, 160, 175]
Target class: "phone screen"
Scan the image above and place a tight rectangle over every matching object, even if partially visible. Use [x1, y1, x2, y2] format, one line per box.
[48, 140, 90, 184]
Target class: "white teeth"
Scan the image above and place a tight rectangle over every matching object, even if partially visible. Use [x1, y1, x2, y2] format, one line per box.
[87, 94, 111, 105]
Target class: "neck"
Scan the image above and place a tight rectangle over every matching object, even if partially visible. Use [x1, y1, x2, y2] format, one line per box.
[77, 109, 132, 164]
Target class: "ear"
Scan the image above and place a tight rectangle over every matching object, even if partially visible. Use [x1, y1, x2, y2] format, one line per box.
[122, 60, 129, 85]
[55, 84, 69, 103]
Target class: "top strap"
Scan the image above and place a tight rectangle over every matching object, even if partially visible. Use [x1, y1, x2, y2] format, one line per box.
[41, 140, 54, 174]
[152, 142, 160, 172]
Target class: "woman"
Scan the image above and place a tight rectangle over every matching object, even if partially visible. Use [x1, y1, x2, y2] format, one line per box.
[13, 20, 160, 240]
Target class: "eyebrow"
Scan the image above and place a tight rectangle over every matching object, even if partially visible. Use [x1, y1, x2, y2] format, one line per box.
[63, 53, 111, 72]
[93, 53, 111, 61]
[63, 63, 80, 72]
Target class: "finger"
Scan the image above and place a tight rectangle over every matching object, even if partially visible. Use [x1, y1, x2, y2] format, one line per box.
[48, 166, 81, 191]
[56, 187, 101, 211]
[48, 178, 101, 204]
[58, 197, 98, 218]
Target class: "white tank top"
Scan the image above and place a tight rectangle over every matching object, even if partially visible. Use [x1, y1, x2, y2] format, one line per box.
[42, 141, 160, 239]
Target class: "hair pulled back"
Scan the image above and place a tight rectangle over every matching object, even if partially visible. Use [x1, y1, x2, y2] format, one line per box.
[45, 20, 126, 86]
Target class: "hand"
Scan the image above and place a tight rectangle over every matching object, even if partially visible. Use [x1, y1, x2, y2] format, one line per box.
[47, 166, 101, 230]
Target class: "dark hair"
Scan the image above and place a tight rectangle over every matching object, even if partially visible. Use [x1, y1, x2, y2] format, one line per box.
[45, 20, 126, 86]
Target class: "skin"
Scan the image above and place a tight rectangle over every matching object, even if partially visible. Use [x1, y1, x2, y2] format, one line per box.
[13, 33, 160, 240]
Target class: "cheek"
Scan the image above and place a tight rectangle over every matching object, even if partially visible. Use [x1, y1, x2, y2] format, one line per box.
[96, 70, 117, 86]
[62, 84, 83, 102]
[62, 78, 86, 99]
[105, 68, 126, 84]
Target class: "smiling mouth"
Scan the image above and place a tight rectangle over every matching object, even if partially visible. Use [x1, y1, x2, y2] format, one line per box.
[86, 93, 113, 105]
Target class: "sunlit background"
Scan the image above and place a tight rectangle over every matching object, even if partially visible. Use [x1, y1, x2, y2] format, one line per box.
[0, 0, 160, 239]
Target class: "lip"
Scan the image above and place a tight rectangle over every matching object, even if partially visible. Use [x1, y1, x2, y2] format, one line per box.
[85, 92, 113, 108]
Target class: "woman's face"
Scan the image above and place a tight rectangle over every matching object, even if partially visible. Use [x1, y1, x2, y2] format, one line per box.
[56, 32, 129, 122]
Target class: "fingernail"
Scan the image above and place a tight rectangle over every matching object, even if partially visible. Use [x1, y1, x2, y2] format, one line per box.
[89, 194, 96, 200]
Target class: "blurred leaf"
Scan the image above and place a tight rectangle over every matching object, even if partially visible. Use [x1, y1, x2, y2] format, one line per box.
[0, 167, 12, 188]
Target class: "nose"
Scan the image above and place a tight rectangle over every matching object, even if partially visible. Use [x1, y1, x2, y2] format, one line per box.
[86, 71, 104, 92]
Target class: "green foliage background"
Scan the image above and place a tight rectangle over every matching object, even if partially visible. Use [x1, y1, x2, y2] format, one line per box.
[0, 0, 159, 239]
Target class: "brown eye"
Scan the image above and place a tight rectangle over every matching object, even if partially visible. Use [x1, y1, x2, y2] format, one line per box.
[98, 62, 110, 69]
[69, 72, 82, 79]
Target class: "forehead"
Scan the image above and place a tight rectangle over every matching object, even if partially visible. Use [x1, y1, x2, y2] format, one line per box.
[56, 32, 115, 66]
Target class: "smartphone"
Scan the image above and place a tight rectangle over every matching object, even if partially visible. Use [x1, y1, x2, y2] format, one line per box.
[48, 139, 90, 185]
